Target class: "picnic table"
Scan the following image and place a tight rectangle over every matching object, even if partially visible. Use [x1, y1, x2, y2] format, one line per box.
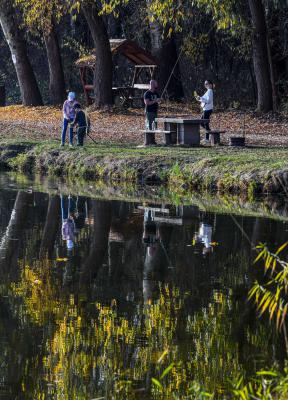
[156, 117, 208, 146]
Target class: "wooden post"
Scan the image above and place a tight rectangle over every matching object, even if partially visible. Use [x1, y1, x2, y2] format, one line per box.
[163, 131, 172, 145]
[210, 132, 220, 146]
[164, 122, 177, 144]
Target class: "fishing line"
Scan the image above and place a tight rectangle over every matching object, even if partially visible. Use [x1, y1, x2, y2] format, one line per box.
[161, 48, 183, 100]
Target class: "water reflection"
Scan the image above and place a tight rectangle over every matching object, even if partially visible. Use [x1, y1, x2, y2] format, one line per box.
[0, 188, 287, 398]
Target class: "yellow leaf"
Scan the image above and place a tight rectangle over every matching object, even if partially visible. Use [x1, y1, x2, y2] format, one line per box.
[157, 349, 169, 363]
[275, 242, 288, 255]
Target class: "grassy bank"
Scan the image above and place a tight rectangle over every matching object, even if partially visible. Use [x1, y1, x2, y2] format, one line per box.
[1, 139, 288, 195]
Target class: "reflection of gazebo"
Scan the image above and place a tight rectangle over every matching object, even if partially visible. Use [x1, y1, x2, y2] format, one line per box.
[75, 39, 158, 105]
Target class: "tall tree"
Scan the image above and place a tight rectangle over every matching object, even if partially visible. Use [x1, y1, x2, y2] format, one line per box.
[247, 0, 274, 112]
[146, 0, 183, 98]
[81, 2, 114, 107]
[0, 0, 43, 105]
[148, 0, 275, 112]
[43, 25, 66, 104]
[15, 0, 66, 104]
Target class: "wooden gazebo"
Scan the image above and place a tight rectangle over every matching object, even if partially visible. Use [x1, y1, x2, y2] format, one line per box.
[75, 39, 158, 105]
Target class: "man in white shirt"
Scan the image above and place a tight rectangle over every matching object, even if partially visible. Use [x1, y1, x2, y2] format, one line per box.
[196, 80, 214, 141]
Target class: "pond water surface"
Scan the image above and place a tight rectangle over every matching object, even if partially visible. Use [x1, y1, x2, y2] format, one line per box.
[0, 174, 287, 399]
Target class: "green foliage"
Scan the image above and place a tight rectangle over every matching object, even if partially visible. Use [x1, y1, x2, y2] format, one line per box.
[228, 367, 288, 399]
[14, 0, 67, 33]
[147, 0, 245, 33]
[15, 0, 129, 35]
[195, 0, 244, 30]
[148, 0, 186, 34]
[182, 33, 210, 63]
[249, 242, 288, 331]
[152, 358, 213, 399]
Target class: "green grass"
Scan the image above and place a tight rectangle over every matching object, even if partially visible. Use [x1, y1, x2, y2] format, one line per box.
[1, 138, 288, 195]
[1, 137, 288, 167]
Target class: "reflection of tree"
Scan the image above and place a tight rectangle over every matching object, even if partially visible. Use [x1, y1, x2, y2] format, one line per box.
[143, 224, 173, 302]
[39, 194, 60, 258]
[1, 195, 287, 399]
[0, 191, 32, 278]
[9, 258, 282, 400]
[80, 200, 112, 287]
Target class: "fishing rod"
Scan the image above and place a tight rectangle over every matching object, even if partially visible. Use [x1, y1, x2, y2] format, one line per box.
[85, 130, 97, 144]
[161, 48, 183, 100]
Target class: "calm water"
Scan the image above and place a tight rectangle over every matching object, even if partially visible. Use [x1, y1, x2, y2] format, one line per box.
[0, 175, 287, 399]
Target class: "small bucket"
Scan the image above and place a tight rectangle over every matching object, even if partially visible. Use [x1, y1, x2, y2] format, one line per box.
[229, 136, 245, 147]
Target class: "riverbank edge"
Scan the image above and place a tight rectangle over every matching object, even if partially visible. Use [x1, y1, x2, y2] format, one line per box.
[6, 172, 288, 223]
[1, 141, 288, 196]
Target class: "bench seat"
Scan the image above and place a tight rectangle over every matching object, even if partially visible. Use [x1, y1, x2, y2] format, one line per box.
[208, 130, 226, 145]
[139, 130, 176, 146]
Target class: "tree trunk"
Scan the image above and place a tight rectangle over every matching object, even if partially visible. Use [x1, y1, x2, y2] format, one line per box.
[80, 200, 112, 286]
[82, 4, 113, 107]
[0, 0, 43, 106]
[44, 25, 66, 105]
[248, 0, 273, 112]
[146, 0, 162, 55]
[146, 0, 183, 99]
[266, 35, 278, 111]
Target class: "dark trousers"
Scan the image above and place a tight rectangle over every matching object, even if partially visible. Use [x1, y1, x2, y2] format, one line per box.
[77, 127, 86, 146]
[61, 195, 76, 220]
[145, 112, 157, 144]
[201, 109, 213, 139]
[145, 111, 157, 130]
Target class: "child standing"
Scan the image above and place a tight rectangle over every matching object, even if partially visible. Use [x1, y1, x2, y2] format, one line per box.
[61, 194, 76, 251]
[196, 80, 214, 141]
[71, 103, 90, 146]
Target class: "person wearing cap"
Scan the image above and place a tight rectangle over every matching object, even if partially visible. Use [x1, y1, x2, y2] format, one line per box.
[61, 92, 77, 147]
[71, 103, 90, 147]
[144, 80, 161, 144]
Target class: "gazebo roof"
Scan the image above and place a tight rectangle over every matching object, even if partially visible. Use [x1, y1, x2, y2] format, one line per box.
[75, 39, 158, 68]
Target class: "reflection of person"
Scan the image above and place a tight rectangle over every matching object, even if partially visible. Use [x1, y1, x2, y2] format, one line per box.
[144, 80, 161, 143]
[74, 196, 88, 230]
[142, 208, 159, 245]
[61, 92, 77, 147]
[61, 195, 76, 251]
[194, 222, 213, 255]
[142, 208, 160, 302]
[196, 80, 214, 141]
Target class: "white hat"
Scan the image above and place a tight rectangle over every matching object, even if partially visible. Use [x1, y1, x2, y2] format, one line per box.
[67, 239, 74, 250]
[68, 92, 76, 101]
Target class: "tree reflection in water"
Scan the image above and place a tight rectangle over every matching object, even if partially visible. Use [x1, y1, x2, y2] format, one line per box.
[0, 190, 286, 398]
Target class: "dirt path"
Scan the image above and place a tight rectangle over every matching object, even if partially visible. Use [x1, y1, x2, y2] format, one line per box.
[0, 105, 287, 147]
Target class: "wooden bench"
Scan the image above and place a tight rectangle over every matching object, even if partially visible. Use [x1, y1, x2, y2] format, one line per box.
[208, 130, 226, 146]
[139, 130, 176, 146]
